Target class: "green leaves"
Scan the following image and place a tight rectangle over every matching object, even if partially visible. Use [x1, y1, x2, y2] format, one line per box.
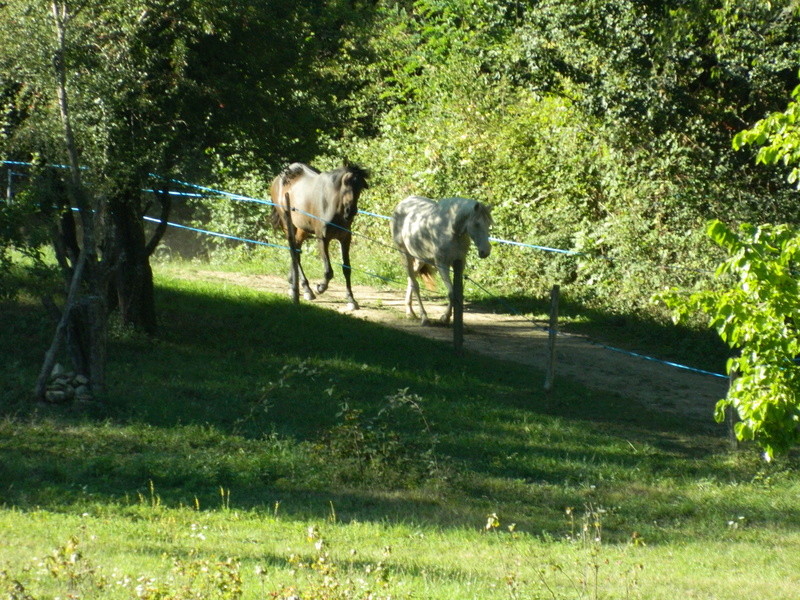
[734, 76, 800, 188]
[660, 220, 800, 459]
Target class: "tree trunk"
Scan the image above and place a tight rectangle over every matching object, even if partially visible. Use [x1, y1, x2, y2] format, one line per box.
[35, 2, 107, 401]
[105, 187, 170, 335]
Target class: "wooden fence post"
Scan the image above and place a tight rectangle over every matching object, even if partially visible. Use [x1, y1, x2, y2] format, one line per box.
[284, 193, 300, 304]
[727, 367, 740, 450]
[543, 284, 560, 391]
[452, 259, 464, 354]
[6, 167, 13, 203]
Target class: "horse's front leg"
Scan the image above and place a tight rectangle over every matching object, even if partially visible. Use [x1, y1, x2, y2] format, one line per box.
[437, 263, 454, 326]
[340, 235, 358, 310]
[315, 237, 334, 296]
[297, 259, 315, 301]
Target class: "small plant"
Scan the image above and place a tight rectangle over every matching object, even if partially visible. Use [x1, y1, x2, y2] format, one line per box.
[39, 536, 107, 598]
[131, 555, 244, 600]
[265, 526, 395, 600]
[565, 504, 605, 547]
[138, 479, 163, 510]
[1, 570, 36, 600]
[525, 506, 644, 600]
[315, 388, 442, 488]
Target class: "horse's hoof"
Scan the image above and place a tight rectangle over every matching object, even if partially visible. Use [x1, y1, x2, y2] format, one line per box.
[346, 301, 359, 311]
[420, 317, 430, 327]
[316, 284, 328, 295]
[303, 291, 316, 301]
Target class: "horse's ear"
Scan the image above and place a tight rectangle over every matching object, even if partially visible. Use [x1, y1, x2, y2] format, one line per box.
[474, 202, 488, 215]
[475, 201, 493, 224]
[342, 172, 353, 187]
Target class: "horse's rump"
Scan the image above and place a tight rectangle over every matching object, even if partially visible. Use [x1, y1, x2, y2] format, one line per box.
[281, 162, 318, 186]
[270, 164, 311, 231]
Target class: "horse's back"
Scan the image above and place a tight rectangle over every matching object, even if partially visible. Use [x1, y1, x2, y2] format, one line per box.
[393, 195, 436, 219]
[392, 196, 434, 238]
[283, 162, 319, 183]
[393, 195, 448, 261]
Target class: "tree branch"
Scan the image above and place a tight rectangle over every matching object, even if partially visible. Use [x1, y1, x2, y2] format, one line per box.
[145, 186, 172, 257]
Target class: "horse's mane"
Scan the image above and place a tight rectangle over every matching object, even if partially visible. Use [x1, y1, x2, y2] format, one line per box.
[333, 163, 369, 191]
[450, 197, 493, 231]
[474, 200, 493, 225]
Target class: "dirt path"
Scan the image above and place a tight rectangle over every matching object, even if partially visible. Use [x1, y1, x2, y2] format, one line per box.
[187, 269, 728, 422]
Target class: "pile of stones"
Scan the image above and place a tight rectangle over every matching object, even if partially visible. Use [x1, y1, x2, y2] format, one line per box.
[45, 364, 93, 404]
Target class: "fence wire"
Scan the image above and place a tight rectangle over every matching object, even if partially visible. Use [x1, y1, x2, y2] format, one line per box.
[4, 161, 726, 379]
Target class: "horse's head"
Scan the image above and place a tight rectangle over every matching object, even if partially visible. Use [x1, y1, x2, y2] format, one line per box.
[338, 165, 369, 223]
[467, 202, 493, 259]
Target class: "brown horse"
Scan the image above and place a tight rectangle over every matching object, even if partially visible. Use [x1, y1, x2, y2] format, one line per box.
[270, 162, 369, 310]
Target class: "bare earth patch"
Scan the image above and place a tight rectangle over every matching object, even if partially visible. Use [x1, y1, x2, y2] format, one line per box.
[185, 269, 728, 423]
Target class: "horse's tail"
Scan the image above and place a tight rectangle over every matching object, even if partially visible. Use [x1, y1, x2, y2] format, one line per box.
[270, 204, 284, 231]
[269, 176, 286, 231]
[417, 262, 438, 291]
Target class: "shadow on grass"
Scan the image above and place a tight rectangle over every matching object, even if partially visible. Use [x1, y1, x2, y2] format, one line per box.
[471, 290, 730, 376]
[2, 275, 798, 541]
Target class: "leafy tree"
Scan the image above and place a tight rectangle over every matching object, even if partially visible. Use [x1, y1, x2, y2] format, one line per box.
[327, 0, 800, 315]
[733, 76, 800, 188]
[662, 65, 800, 458]
[0, 0, 381, 399]
[661, 221, 800, 459]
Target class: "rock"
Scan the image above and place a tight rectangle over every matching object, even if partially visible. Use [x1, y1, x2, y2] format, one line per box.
[45, 389, 72, 404]
[51, 375, 72, 386]
[74, 385, 92, 401]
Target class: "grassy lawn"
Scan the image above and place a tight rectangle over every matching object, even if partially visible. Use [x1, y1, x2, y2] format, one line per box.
[1, 262, 798, 599]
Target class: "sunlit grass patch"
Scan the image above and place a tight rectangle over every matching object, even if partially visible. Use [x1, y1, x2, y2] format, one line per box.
[2, 261, 800, 599]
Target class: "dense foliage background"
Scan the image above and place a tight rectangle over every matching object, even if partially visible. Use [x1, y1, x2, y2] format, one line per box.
[3, 0, 799, 315]
[327, 0, 800, 313]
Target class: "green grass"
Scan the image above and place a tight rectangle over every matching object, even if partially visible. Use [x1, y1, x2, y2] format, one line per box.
[1, 262, 799, 599]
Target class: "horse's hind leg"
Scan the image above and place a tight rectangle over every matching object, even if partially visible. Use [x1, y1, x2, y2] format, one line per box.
[287, 230, 315, 300]
[404, 257, 428, 325]
[437, 263, 454, 326]
[340, 236, 358, 310]
[296, 260, 315, 301]
[288, 247, 315, 300]
[289, 264, 315, 301]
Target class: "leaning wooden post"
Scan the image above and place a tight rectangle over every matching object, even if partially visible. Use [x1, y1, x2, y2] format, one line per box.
[284, 193, 300, 304]
[6, 167, 13, 203]
[452, 259, 464, 354]
[543, 284, 560, 391]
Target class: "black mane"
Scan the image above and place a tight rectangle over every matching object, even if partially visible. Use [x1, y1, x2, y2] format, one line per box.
[335, 163, 369, 191]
